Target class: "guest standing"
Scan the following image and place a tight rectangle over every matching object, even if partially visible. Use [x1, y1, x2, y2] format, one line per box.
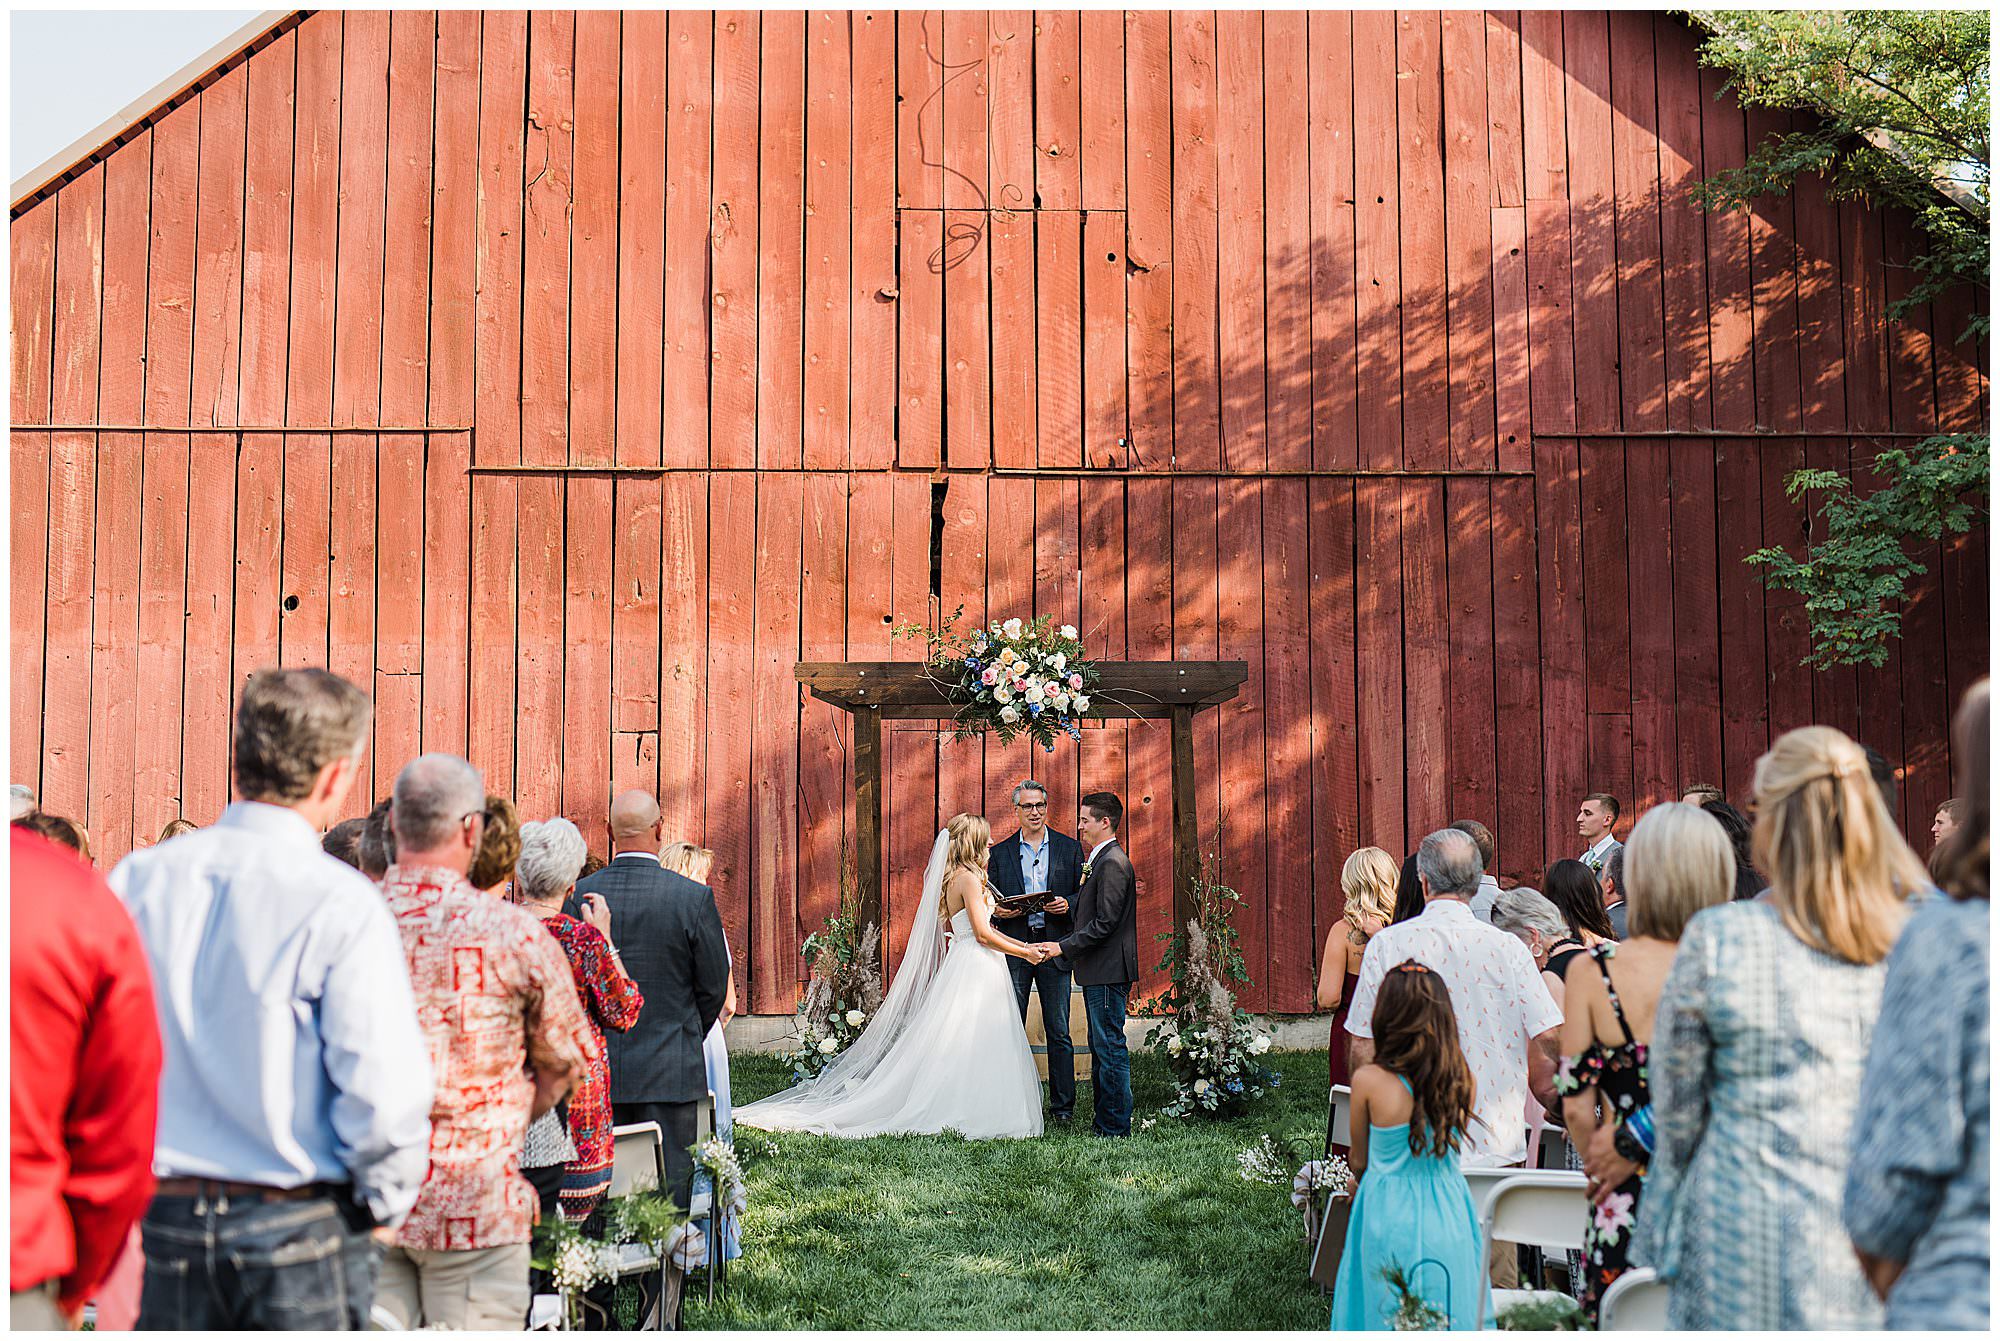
[11, 830, 162, 1329]
[1554, 803, 1734, 1322]
[1330, 962, 1487, 1331]
[574, 793, 731, 1211]
[517, 818, 644, 1219]
[1598, 847, 1628, 940]
[1845, 682, 1990, 1330]
[988, 780, 1083, 1123]
[1699, 799, 1765, 901]
[1635, 726, 1930, 1329]
[113, 668, 434, 1330]
[1452, 820, 1502, 922]
[662, 839, 743, 1266]
[376, 756, 597, 1331]
[1542, 859, 1616, 951]
[1320, 847, 1398, 1090]
[1489, 887, 1582, 1011]
[1575, 794, 1622, 874]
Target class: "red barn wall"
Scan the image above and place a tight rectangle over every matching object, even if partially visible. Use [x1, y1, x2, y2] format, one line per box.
[11, 10, 1988, 1014]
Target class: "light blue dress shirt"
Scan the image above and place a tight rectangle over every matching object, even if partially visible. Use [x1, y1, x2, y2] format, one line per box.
[110, 801, 435, 1225]
[1018, 831, 1051, 894]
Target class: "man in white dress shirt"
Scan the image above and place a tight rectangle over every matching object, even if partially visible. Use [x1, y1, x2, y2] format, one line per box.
[1576, 792, 1623, 874]
[1346, 827, 1564, 1288]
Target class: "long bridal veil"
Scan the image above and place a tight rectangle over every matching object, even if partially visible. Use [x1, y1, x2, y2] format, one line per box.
[735, 829, 953, 1127]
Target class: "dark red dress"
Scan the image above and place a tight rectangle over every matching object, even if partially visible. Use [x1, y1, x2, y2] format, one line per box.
[538, 912, 644, 1219]
[1327, 971, 1361, 1087]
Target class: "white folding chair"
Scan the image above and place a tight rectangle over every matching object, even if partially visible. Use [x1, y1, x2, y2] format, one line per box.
[598, 1122, 680, 1330]
[527, 1293, 565, 1330]
[1324, 1085, 1352, 1153]
[1598, 1266, 1669, 1331]
[1474, 1171, 1589, 1329]
[687, 1093, 724, 1308]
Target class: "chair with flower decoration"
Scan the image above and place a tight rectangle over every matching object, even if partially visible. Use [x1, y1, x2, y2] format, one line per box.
[604, 1121, 686, 1330]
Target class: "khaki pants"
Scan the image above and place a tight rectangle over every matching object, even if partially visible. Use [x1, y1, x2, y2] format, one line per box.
[375, 1243, 530, 1330]
[1488, 1232, 1520, 1290]
[10, 1282, 63, 1331]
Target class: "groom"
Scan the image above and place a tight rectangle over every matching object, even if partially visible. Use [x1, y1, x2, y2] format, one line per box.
[988, 780, 1083, 1123]
[1037, 792, 1137, 1138]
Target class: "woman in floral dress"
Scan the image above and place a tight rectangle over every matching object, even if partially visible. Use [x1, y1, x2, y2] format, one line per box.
[515, 817, 644, 1219]
[1555, 803, 1733, 1321]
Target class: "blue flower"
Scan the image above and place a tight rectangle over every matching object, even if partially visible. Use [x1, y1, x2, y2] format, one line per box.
[1270, 1074, 1282, 1088]
[1225, 1077, 1243, 1094]
[1028, 703, 1041, 715]
[965, 656, 981, 670]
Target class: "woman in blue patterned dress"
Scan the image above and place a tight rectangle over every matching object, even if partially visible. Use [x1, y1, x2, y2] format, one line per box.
[1844, 680, 1990, 1330]
[1634, 726, 1930, 1329]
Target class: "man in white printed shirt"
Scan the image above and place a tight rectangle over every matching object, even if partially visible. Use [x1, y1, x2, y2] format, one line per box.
[1346, 827, 1564, 1289]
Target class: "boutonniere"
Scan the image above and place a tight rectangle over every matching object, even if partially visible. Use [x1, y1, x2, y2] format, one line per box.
[1081, 861, 1093, 882]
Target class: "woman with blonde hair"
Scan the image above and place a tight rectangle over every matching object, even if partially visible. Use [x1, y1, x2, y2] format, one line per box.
[738, 812, 1050, 1138]
[1319, 847, 1398, 1090]
[1635, 726, 1927, 1329]
[1556, 802, 1734, 1321]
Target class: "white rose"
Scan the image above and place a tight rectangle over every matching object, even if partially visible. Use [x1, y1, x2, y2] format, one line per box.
[1060, 624, 1078, 639]
[1166, 1035, 1183, 1054]
[1072, 694, 1090, 713]
[1003, 617, 1023, 638]
[1251, 1035, 1271, 1054]
[993, 684, 1013, 704]
[1051, 652, 1067, 672]
[1193, 1078, 1210, 1095]
[845, 1009, 866, 1027]
[1025, 682, 1046, 705]
[1000, 705, 1021, 724]
[818, 1037, 839, 1054]
[1052, 691, 1071, 711]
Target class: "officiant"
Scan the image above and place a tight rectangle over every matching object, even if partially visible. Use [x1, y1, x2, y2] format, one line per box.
[988, 780, 1084, 1124]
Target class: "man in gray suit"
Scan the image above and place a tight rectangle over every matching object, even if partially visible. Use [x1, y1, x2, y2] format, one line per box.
[571, 791, 730, 1214]
[1601, 846, 1629, 939]
[1576, 793, 1623, 875]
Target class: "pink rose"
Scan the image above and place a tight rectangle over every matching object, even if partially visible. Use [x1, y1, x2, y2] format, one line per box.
[981, 667, 999, 686]
[1068, 673, 1084, 690]
[1014, 678, 1027, 693]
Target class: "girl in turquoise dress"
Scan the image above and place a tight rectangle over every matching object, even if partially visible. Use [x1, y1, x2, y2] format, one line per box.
[1331, 961, 1489, 1331]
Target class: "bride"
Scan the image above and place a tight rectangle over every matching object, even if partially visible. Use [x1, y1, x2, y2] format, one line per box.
[737, 813, 1054, 1139]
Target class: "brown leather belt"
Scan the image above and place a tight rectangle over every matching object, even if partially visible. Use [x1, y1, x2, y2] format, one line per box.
[154, 1177, 337, 1202]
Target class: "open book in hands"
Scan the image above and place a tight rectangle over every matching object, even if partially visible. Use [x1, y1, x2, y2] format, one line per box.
[991, 890, 1055, 919]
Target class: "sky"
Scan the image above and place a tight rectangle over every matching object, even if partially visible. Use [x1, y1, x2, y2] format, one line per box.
[11, 9, 262, 185]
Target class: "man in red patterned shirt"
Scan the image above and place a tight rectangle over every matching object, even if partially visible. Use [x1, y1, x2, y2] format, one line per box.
[375, 754, 599, 1330]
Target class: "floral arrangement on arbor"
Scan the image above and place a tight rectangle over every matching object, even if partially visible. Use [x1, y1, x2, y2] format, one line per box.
[1143, 852, 1279, 1118]
[783, 889, 884, 1081]
[893, 606, 1100, 751]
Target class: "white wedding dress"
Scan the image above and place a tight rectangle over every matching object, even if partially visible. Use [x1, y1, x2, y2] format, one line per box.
[737, 831, 1043, 1140]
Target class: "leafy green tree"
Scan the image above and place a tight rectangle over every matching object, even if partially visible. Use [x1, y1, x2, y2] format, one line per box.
[1688, 11, 1989, 668]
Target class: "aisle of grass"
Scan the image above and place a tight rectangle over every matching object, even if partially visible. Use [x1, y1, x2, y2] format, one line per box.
[680, 1048, 1332, 1330]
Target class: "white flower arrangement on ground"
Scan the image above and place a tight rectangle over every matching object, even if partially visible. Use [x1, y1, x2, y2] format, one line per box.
[784, 894, 884, 1081]
[893, 606, 1101, 752]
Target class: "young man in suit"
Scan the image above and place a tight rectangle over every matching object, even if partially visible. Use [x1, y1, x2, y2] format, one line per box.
[1038, 792, 1137, 1138]
[1576, 793, 1623, 874]
[987, 780, 1084, 1124]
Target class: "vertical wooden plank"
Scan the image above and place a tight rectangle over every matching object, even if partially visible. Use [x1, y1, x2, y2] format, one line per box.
[844, 471, 896, 903]
[1171, 477, 1221, 860]
[331, 11, 388, 806]
[1033, 478, 1080, 827]
[1491, 476, 1545, 880]
[1171, 12, 1221, 470]
[1079, 9, 1124, 210]
[615, 9, 667, 765]
[1486, 11, 1526, 209]
[1034, 9, 1080, 208]
[1403, 482, 1449, 835]
[989, 207, 1038, 469]
[983, 476, 1034, 826]
[1306, 478, 1360, 960]
[1396, 10, 1448, 472]
[1216, 492, 1270, 1014]
[1262, 479, 1312, 1010]
[183, 65, 248, 824]
[711, 11, 761, 471]
[45, 170, 104, 824]
[423, 9, 480, 759]
[91, 136, 154, 860]
[373, 11, 436, 794]
[897, 10, 945, 210]
[1352, 9, 1401, 470]
[939, 476, 987, 825]
[1442, 8, 1497, 471]
[944, 210, 992, 469]
[759, 11, 807, 471]
[1124, 475, 1173, 1001]
[1307, 11, 1357, 471]
[897, 207, 945, 468]
[659, 473, 710, 846]
[752, 475, 806, 1012]
[1215, 10, 1266, 473]
[1124, 10, 1173, 470]
[1077, 477, 1127, 972]
[1490, 208, 1532, 471]
[804, 10, 852, 471]
[1355, 480, 1405, 858]
[798, 473, 851, 960]
[9, 201, 55, 794]
[850, 12, 897, 471]
[706, 474, 757, 980]
[1444, 478, 1497, 833]
[1035, 211, 1082, 468]
[665, 10, 714, 470]
[989, 11, 1035, 212]
[468, 9, 526, 796]
[1082, 210, 1127, 468]
[884, 473, 938, 975]
[941, 10, 987, 209]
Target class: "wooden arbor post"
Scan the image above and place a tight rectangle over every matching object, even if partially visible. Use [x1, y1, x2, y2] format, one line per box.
[796, 661, 1250, 967]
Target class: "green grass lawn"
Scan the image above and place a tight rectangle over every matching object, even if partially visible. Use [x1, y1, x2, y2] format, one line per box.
[680, 1048, 1334, 1330]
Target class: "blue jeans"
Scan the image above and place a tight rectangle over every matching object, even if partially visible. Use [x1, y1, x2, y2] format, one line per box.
[1082, 982, 1133, 1136]
[138, 1191, 379, 1330]
[1007, 954, 1076, 1118]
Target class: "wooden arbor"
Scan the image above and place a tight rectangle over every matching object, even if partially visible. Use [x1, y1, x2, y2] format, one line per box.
[796, 661, 1251, 955]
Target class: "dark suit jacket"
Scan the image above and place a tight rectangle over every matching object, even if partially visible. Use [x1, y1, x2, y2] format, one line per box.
[1058, 840, 1139, 987]
[1606, 900, 1629, 939]
[571, 854, 731, 1104]
[987, 829, 1083, 944]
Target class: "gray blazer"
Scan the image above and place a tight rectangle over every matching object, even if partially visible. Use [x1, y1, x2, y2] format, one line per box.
[572, 856, 731, 1104]
[1058, 841, 1139, 987]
